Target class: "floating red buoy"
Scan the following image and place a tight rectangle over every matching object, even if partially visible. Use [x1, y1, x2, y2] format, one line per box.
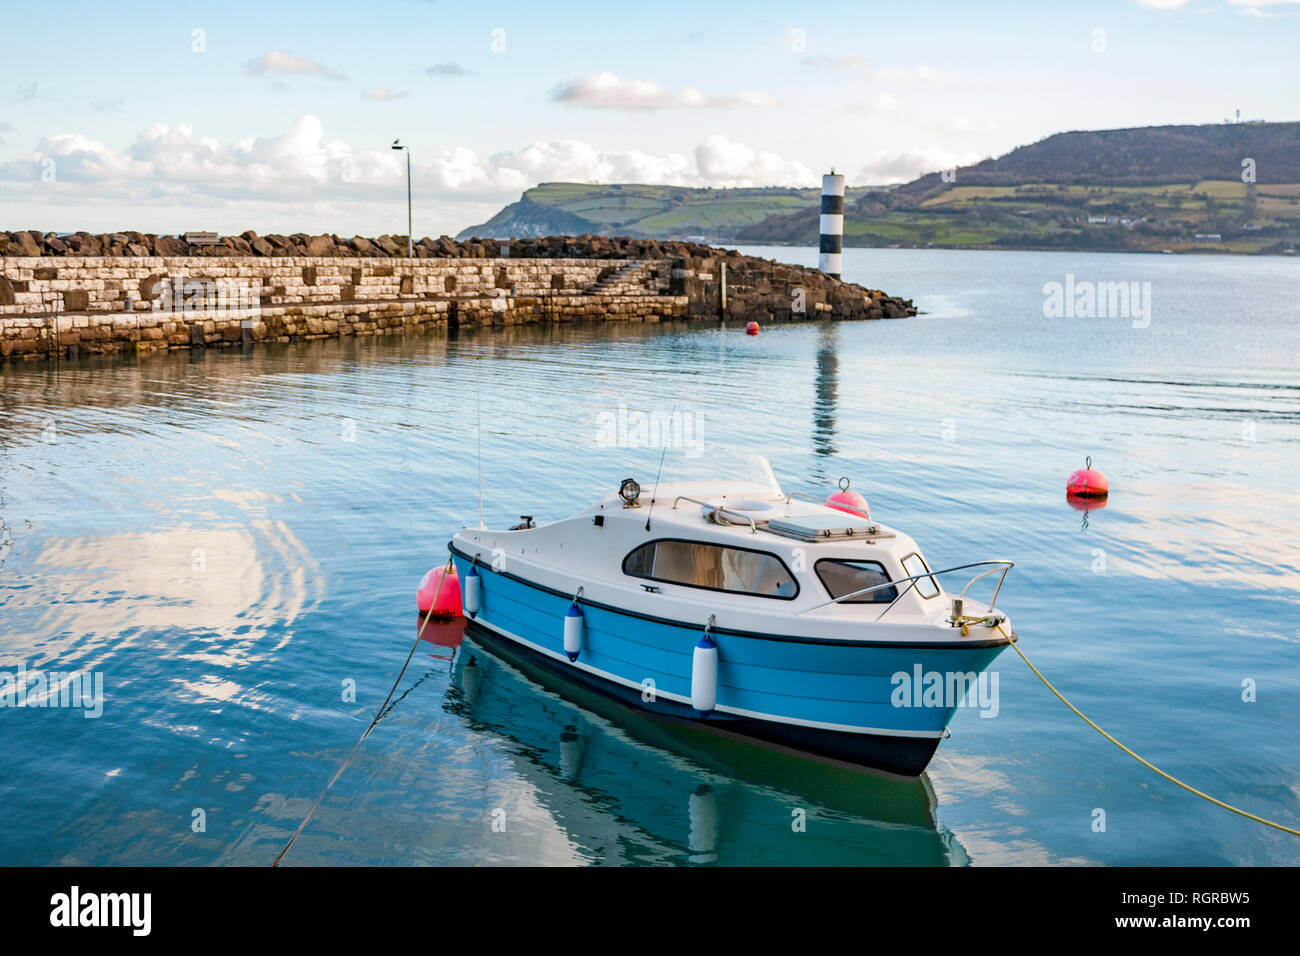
[825, 477, 870, 520]
[1066, 457, 1109, 498]
[417, 565, 462, 617]
[745, 321, 760, 335]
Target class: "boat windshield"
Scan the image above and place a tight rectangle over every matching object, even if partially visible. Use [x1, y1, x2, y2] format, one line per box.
[815, 559, 899, 604]
[900, 553, 942, 599]
[657, 451, 784, 498]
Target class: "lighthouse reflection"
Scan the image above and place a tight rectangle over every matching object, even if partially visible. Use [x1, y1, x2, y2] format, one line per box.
[446, 629, 967, 866]
[812, 323, 840, 467]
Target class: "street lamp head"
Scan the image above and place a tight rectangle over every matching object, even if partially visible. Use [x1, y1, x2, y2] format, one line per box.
[392, 139, 402, 150]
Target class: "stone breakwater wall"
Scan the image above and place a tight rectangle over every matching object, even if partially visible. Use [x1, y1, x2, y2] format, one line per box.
[0, 236, 916, 360]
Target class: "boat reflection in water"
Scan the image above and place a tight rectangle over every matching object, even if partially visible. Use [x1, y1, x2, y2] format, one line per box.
[439, 623, 969, 866]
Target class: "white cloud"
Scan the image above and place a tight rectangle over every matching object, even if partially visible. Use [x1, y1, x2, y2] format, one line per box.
[0, 116, 816, 234]
[245, 51, 346, 81]
[424, 62, 472, 77]
[483, 135, 809, 188]
[944, 115, 1000, 134]
[1, 117, 371, 196]
[693, 136, 813, 186]
[855, 147, 983, 185]
[13, 83, 53, 103]
[1140, 0, 1299, 14]
[488, 140, 692, 186]
[873, 66, 956, 84]
[1229, 0, 1300, 14]
[850, 92, 903, 114]
[361, 88, 409, 101]
[800, 55, 867, 71]
[550, 72, 777, 110]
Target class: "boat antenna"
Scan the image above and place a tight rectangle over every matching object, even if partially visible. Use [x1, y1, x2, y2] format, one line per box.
[644, 407, 675, 531]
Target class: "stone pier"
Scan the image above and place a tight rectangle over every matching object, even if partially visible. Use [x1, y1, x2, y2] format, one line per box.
[0, 234, 916, 360]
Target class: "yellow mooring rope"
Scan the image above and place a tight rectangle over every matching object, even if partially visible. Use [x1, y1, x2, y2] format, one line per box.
[998, 625, 1300, 838]
[271, 554, 456, 866]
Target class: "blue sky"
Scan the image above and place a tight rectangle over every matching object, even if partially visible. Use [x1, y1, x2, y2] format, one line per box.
[2, 0, 1296, 237]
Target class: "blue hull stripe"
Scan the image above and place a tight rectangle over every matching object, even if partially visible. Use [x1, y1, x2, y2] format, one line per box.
[452, 553, 1010, 741]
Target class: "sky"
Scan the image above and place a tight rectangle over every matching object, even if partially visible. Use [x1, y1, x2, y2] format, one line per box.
[1, 0, 1297, 238]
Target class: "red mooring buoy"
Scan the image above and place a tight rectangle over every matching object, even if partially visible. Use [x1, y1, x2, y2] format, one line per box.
[825, 477, 870, 519]
[745, 321, 760, 335]
[417, 565, 462, 617]
[1066, 456, 1109, 498]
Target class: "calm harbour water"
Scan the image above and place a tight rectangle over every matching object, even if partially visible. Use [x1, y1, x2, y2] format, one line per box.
[1, 246, 1297, 866]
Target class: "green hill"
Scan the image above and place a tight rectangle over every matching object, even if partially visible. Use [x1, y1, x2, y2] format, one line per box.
[456, 182, 880, 241]
[460, 122, 1300, 254]
[899, 121, 1300, 196]
[739, 122, 1300, 254]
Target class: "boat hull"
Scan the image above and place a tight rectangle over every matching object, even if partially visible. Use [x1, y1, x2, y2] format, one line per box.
[462, 619, 942, 775]
[450, 545, 1010, 776]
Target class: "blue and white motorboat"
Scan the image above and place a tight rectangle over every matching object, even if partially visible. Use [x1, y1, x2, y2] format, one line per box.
[448, 456, 1015, 776]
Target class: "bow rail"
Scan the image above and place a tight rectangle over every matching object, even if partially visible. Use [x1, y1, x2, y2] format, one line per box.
[796, 560, 1014, 622]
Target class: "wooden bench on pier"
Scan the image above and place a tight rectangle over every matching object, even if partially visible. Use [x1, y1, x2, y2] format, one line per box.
[183, 232, 221, 248]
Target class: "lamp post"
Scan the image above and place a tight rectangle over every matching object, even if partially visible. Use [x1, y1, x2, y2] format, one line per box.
[391, 139, 412, 258]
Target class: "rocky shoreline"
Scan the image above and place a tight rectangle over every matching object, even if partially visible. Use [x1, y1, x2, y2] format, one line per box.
[0, 230, 752, 262]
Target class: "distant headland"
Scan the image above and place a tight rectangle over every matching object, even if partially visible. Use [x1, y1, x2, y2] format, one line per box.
[458, 121, 1300, 256]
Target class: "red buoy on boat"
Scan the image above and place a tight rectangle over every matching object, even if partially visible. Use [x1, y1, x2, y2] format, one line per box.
[746, 321, 760, 335]
[825, 477, 870, 520]
[1066, 457, 1109, 498]
[417, 565, 462, 617]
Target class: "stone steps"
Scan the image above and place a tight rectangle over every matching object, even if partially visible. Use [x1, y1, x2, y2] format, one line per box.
[588, 260, 660, 295]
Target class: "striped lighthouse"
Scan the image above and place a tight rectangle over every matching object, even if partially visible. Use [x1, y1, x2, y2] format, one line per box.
[819, 171, 845, 278]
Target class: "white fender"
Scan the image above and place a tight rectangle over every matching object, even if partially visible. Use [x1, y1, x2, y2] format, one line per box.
[691, 633, 718, 714]
[464, 565, 481, 617]
[563, 602, 583, 661]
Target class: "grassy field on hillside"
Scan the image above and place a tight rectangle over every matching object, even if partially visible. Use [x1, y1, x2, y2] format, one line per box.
[739, 178, 1300, 253]
[462, 182, 881, 240]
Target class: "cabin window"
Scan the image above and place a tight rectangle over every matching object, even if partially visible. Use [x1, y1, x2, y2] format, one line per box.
[899, 552, 941, 599]
[622, 539, 798, 599]
[814, 559, 898, 604]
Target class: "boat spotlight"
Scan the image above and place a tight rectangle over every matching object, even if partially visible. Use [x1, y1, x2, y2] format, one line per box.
[619, 478, 641, 507]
